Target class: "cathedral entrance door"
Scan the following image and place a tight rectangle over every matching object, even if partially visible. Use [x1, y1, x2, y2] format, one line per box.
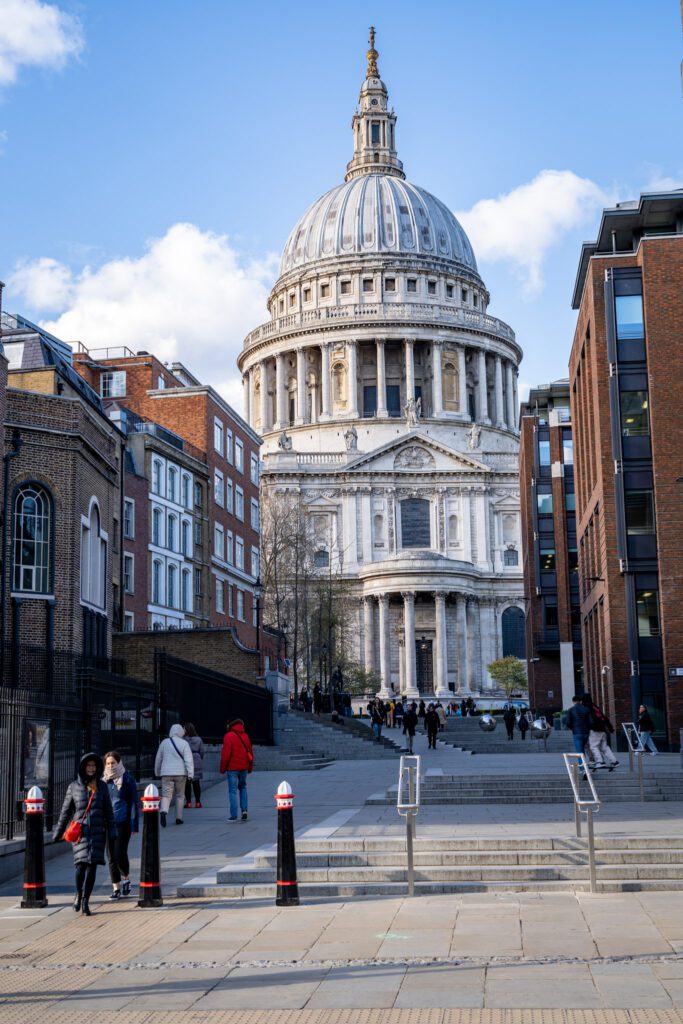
[416, 637, 433, 693]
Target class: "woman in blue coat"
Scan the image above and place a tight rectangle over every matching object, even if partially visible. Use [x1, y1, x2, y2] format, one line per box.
[54, 752, 116, 916]
[102, 750, 139, 899]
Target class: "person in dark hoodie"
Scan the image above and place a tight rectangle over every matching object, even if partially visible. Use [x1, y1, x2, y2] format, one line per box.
[54, 752, 116, 916]
[566, 694, 592, 758]
[425, 703, 440, 750]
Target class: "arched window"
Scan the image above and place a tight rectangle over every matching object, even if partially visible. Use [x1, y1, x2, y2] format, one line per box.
[181, 520, 190, 556]
[502, 606, 525, 659]
[332, 362, 345, 403]
[373, 513, 384, 544]
[167, 514, 177, 552]
[400, 498, 431, 549]
[448, 514, 459, 545]
[503, 514, 517, 545]
[167, 564, 177, 608]
[152, 560, 162, 604]
[181, 475, 191, 509]
[13, 484, 52, 594]
[182, 569, 191, 612]
[443, 361, 458, 406]
[152, 460, 163, 495]
[80, 499, 107, 609]
[152, 507, 162, 546]
[168, 467, 178, 503]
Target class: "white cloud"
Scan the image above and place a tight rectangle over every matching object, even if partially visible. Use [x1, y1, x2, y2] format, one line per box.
[0, 0, 83, 87]
[8, 223, 278, 414]
[642, 171, 683, 193]
[456, 170, 612, 296]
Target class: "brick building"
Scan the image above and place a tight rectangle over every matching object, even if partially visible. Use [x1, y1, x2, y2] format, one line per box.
[73, 347, 264, 649]
[569, 189, 683, 746]
[0, 310, 123, 664]
[519, 380, 582, 714]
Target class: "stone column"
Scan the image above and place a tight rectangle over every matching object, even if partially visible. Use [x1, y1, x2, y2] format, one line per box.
[466, 598, 478, 691]
[376, 339, 388, 417]
[405, 339, 415, 406]
[320, 342, 332, 419]
[402, 591, 418, 698]
[512, 369, 519, 432]
[494, 355, 504, 427]
[243, 373, 251, 425]
[434, 591, 450, 698]
[275, 352, 286, 429]
[477, 350, 489, 423]
[296, 347, 306, 425]
[363, 595, 374, 675]
[259, 360, 270, 432]
[458, 346, 468, 419]
[310, 378, 318, 424]
[505, 361, 514, 430]
[456, 594, 469, 692]
[378, 594, 391, 697]
[432, 341, 443, 417]
[347, 341, 359, 417]
[479, 598, 494, 689]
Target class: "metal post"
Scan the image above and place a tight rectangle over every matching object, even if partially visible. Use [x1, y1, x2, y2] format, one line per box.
[638, 752, 644, 803]
[408, 765, 416, 839]
[572, 764, 581, 838]
[406, 812, 415, 898]
[586, 808, 597, 893]
[628, 745, 634, 772]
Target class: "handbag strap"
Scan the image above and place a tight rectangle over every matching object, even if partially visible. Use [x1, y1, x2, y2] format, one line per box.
[234, 731, 252, 760]
[79, 785, 96, 822]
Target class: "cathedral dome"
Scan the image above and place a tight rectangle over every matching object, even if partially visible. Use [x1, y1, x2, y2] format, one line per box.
[279, 175, 478, 276]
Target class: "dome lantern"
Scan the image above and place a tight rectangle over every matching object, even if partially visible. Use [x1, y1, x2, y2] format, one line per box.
[345, 27, 405, 182]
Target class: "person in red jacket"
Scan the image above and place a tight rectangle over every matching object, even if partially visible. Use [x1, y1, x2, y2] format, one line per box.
[219, 719, 254, 822]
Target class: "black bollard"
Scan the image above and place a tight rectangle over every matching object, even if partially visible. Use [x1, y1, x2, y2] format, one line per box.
[275, 780, 299, 906]
[21, 786, 48, 909]
[138, 784, 163, 908]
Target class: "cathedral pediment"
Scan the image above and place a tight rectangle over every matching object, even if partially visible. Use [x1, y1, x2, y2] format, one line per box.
[345, 431, 489, 475]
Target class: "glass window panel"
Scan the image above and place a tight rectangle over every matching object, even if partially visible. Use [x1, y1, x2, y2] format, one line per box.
[537, 493, 553, 515]
[625, 490, 654, 535]
[565, 491, 576, 512]
[562, 434, 573, 464]
[538, 440, 550, 466]
[636, 589, 660, 637]
[540, 547, 556, 572]
[400, 498, 431, 548]
[620, 391, 650, 437]
[615, 294, 644, 340]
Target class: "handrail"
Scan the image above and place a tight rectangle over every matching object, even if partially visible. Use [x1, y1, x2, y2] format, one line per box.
[621, 722, 645, 802]
[563, 752, 600, 893]
[397, 755, 420, 897]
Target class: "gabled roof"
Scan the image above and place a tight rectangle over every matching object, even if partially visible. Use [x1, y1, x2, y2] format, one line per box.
[344, 430, 490, 474]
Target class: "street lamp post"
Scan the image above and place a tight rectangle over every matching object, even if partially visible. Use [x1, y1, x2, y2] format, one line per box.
[254, 576, 263, 676]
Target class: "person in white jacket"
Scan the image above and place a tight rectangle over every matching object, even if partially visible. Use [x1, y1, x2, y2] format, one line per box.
[154, 724, 194, 827]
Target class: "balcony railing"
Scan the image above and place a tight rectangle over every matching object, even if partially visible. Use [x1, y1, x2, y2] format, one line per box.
[243, 302, 517, 351]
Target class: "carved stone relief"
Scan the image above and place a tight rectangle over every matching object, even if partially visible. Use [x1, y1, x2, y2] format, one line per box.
[394, 446, 436, 470]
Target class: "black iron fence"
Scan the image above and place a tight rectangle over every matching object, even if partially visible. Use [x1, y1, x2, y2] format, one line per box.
[156, 652, 273, 745]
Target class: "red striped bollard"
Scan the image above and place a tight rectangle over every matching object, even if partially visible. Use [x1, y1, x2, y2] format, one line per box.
[138, 784, 163, 907]
[275, 781, 299, 906]
[21, 786, 48, 908]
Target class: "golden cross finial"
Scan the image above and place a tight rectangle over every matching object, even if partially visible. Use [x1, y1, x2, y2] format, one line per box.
[366, 25, 379, 78]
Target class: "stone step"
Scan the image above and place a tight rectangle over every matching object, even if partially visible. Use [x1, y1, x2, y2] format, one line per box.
[292, 835, 683, 851]
[252, 848, 683, 868]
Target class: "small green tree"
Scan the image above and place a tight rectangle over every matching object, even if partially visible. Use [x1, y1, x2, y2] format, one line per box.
[487, 657, 528, 699]
[339, 662, 382, 696]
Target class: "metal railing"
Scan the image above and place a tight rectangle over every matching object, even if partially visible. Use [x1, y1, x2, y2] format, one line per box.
[397, 755, 421, 897]
[563, 752, 600, 892]
[622, 722, 646, 802]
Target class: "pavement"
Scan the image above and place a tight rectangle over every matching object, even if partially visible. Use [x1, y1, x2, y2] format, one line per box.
[1, 726, 683, 1020]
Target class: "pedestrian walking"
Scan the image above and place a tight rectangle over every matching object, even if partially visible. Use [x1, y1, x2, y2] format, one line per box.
[102, 750, 139, 900]
[313, 683, 323, 717]
[425, 703, 440, 749]
[403, 702, 418, 754]
[371, 697, 386, 741]
[53, 752, 116, 916]
[183, 723, 205, 807]
[583, 694, 619, 770]
[503, 706, 516, 741]
[518, 713, 529, 740]
[219, 718, 254, 821]
[435, 702, 447, 732]
[154, 724, 194, 828]
[638, 705, 659, 754]
[565, 694, 592, 757]
[418, 699, 427, 729]
[394, 699, 404, 729]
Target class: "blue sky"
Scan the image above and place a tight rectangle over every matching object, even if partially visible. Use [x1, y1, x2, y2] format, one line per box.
[1, 0, 682, 410]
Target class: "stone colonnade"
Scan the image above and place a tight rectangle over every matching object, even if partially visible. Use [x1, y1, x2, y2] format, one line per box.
[362, 591, 499, 700]
[243, 338, 519, 432]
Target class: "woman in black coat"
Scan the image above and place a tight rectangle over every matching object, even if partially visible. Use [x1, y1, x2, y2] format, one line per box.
[54, 752, 116, 916]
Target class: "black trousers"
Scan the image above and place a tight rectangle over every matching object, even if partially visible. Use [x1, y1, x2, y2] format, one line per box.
[185, 779, 201, 803]
[106, 821, 132, 884]
[427, 729, 438, 749]
[75, 862, 98, 899]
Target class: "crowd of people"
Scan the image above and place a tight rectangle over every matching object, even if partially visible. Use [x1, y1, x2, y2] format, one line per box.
[53, 717, 254, 917]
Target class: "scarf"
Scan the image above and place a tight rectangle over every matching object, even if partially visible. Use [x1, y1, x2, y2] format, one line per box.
[103, 760, 126, 789]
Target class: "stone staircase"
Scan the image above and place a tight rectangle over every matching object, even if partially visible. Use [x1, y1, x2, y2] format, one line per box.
[178, 835, 683, 897]
[440, 717, 574, 755]
[253, 711, 406, 771]
[367, 768, 683, 805]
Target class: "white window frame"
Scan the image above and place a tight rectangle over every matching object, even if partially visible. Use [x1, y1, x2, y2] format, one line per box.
[123, 612, 134, 632]
[235, 485, 244, 521]
[250, 498, 259, 531]
[235, 535, 244, 570]
[80, 498, 108, 611]
[100, 370, 126, 398]
[228, 585, 233, 617]
[214, 523, 225, 560]
[251, 546, 260, 578]
[250, 453, 259, 485]
[123, 498, 135, 540]
[214, 418, 224, 455]
[216, 577, 224, 614]
[236, 589, 244, 621]
[123, 553, 134, 595]
[226, 429, 233, 464]
[227, 479, 234, 514]
[214, 469, 225, 507]
[227, 529, 234, 565]
[152, 459, 163, 496]
[235, 438, 244, 472]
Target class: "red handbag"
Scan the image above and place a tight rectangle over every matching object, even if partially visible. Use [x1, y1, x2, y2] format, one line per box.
[63, 787, 95, 844]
